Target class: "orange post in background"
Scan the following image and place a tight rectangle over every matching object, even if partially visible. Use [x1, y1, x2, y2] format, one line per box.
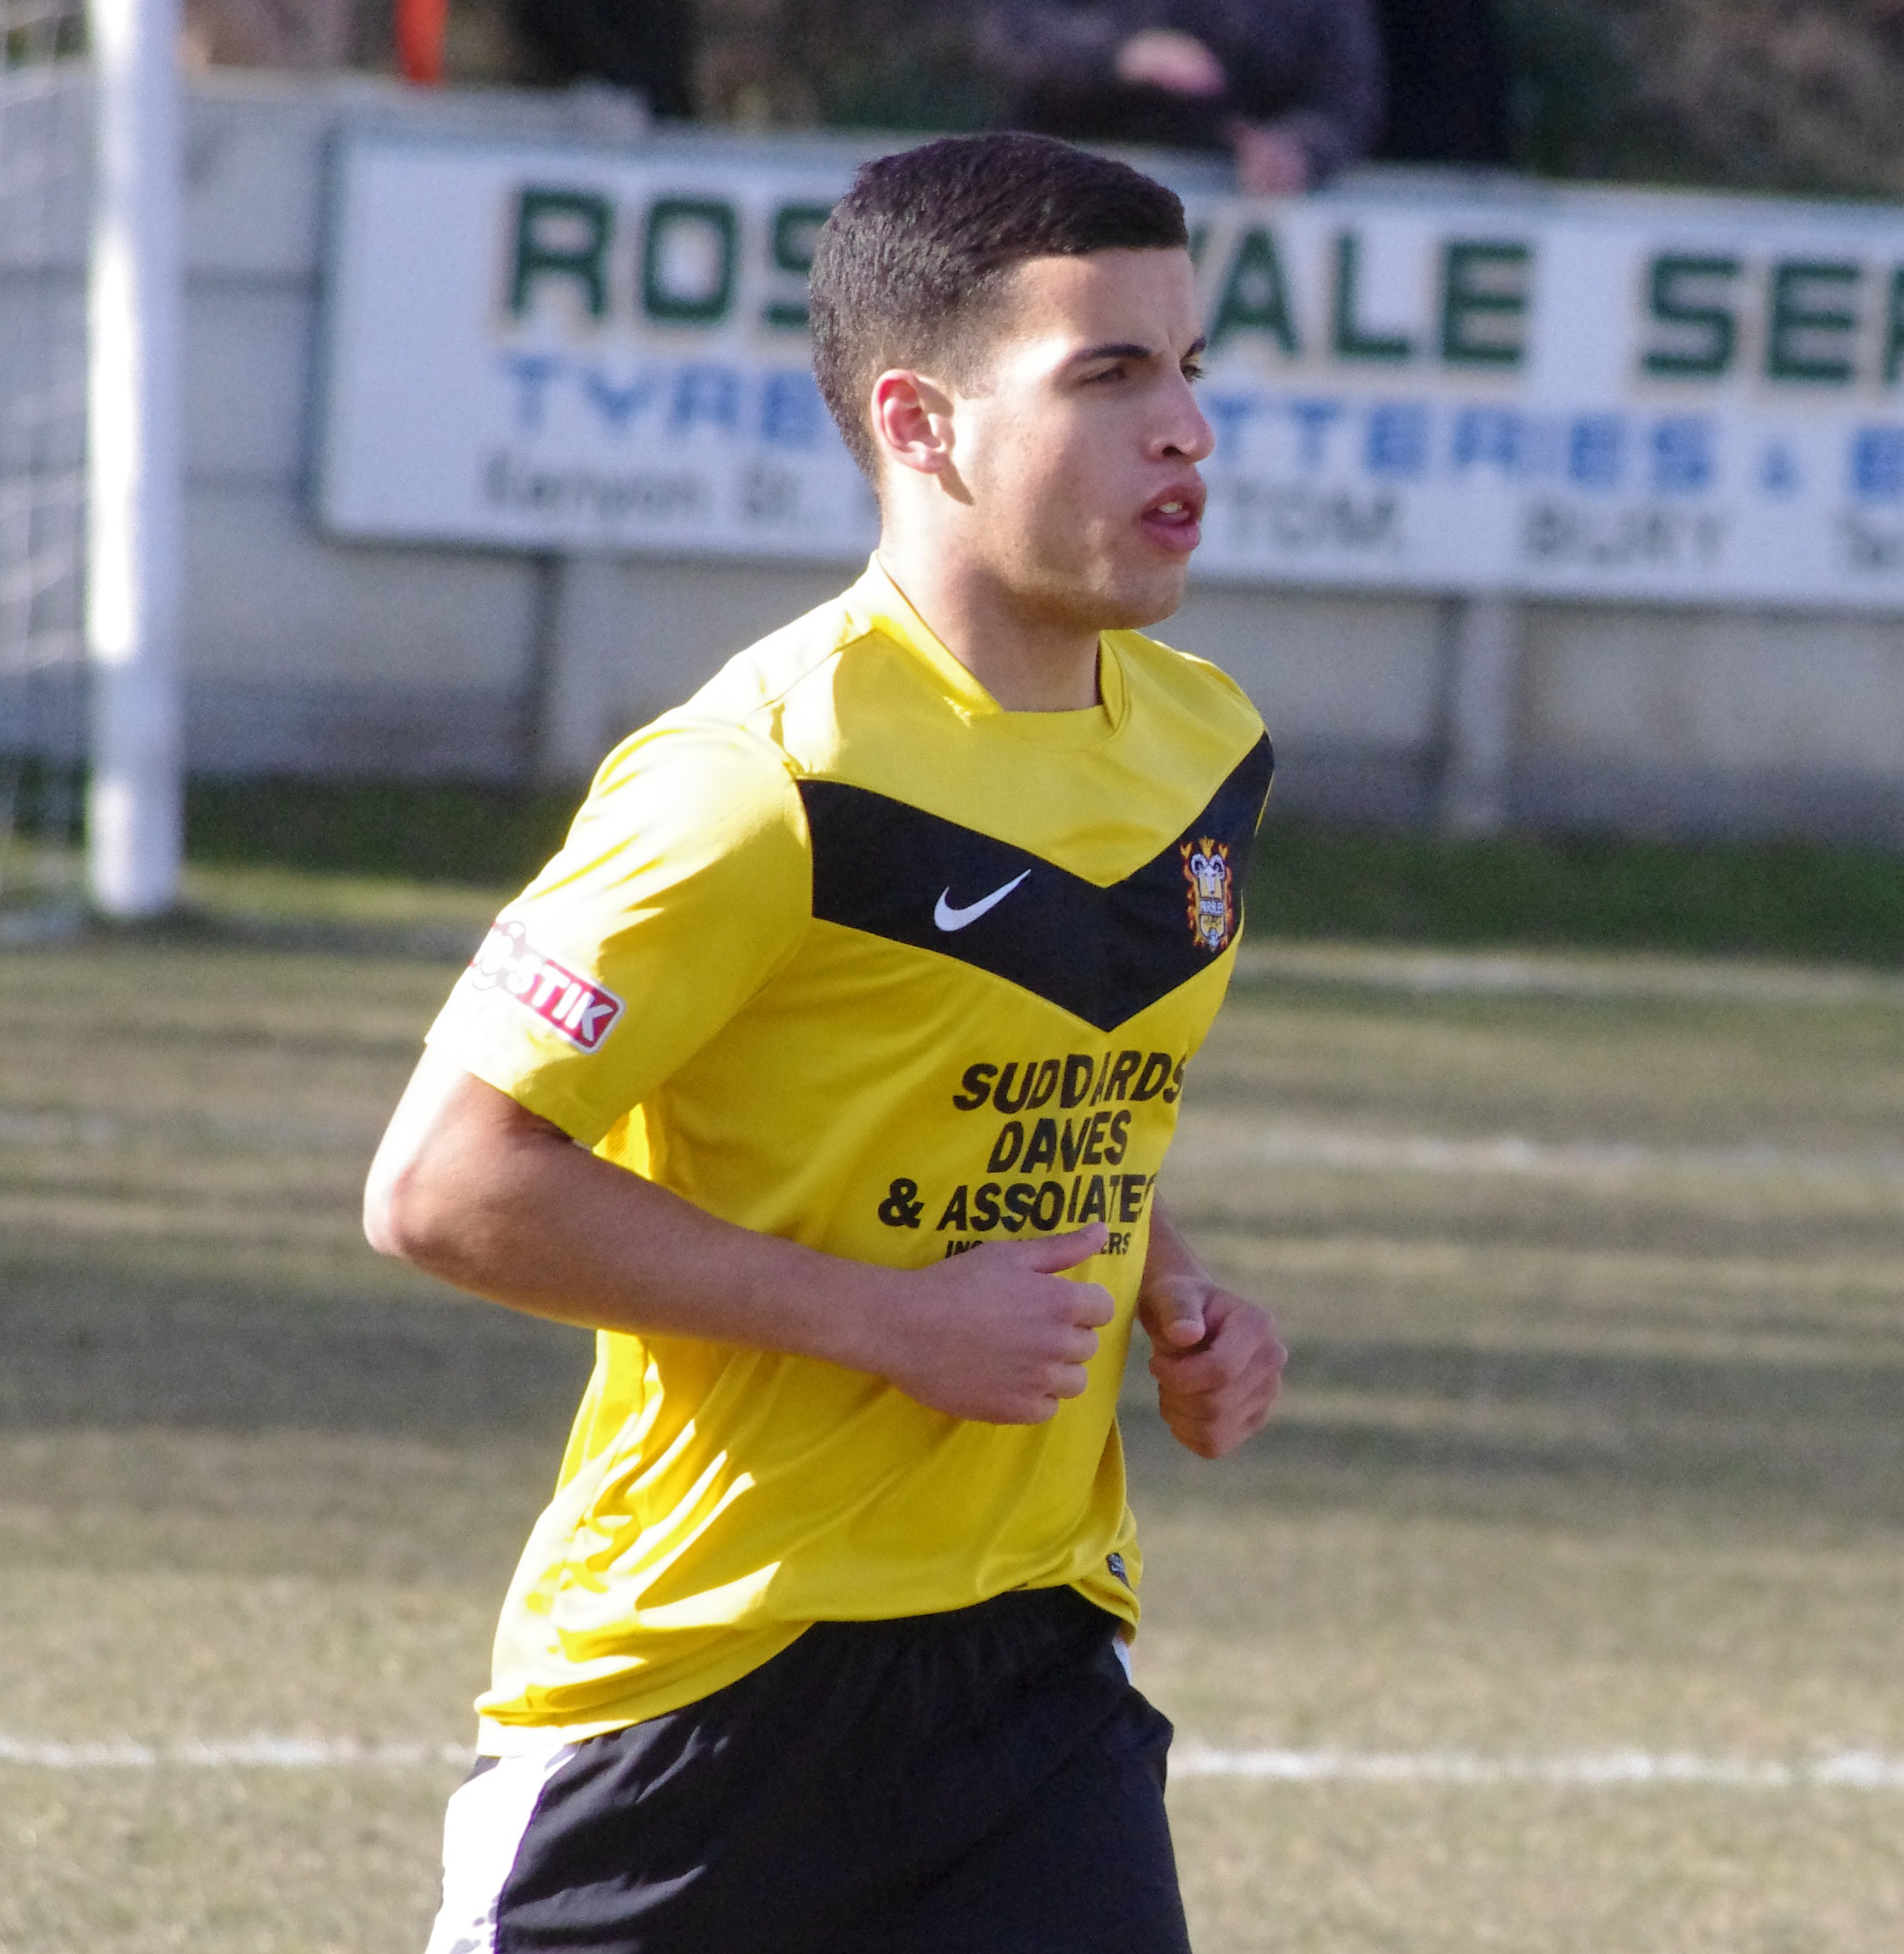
[396, 0, 448, 83]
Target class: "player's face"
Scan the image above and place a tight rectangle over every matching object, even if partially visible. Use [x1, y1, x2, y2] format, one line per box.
[951, 248, 1213, 633]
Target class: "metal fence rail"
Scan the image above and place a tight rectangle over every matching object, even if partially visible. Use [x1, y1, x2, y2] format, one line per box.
[0, 14, 88, 916]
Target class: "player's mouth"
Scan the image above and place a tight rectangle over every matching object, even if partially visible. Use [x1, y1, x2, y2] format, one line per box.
[1139, 483, 1205, 554]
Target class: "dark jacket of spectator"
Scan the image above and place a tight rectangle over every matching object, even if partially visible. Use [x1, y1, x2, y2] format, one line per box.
[1373, 0, 1511, 164]
[509, 0, 697, 117]
[975, 0, 1383, 185]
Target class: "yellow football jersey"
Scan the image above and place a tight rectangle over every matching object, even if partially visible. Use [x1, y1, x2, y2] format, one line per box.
[426, 558, 1273, 1752]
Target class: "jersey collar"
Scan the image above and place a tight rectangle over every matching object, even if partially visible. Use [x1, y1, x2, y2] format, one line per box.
[846, 555, 1128, 746]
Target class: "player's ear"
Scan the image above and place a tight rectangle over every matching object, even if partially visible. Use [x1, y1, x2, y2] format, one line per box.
[869, 369, 956, 478]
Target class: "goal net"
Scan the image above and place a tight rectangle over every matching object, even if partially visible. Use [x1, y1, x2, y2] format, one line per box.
[0, 2, 88, 926]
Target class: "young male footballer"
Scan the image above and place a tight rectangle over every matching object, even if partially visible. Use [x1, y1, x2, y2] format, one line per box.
[366, 129, 1285, 1954]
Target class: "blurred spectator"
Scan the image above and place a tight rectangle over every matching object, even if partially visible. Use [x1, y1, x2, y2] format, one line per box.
[507, 0, 697, 115]
[1372, 0, 1510, 165]
[974, 0, 1383, 191]
[765, 0, 994, 132]
[703, 0, 825, 125]
[180, 0, 358, 68]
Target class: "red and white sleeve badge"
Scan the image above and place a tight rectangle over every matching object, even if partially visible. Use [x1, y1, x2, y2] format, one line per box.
[467, 919, 624, 1053]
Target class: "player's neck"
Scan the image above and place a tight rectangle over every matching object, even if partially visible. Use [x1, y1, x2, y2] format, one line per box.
[876, 545, 1101, 713]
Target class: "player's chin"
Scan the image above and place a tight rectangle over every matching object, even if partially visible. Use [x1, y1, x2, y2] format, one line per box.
[1093, 558, 1192, 632]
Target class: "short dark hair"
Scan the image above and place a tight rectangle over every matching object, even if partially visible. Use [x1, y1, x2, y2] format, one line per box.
[809, 133, 1189, 478]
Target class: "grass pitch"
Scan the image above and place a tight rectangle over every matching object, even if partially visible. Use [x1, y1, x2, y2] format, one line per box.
[3, 874, 1902, 1952]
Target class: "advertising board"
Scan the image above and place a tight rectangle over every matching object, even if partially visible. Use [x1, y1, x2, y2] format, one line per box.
[316, 132, 1904, 607]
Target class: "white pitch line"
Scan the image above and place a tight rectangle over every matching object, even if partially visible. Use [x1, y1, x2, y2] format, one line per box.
[1169, 1120, 1904, 1185]
[1171, 1746, 1904, 1790]
[0, 1109, 374, 1149]
[1233, 945, 1904, 1008]
[0, 1734, 471, 1768]
[5, 1734, 1904, 1791]
[0, 1110, 121, 1146]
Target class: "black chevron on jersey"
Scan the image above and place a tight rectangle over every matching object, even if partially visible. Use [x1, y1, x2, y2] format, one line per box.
[799, 734, 1273, 1031]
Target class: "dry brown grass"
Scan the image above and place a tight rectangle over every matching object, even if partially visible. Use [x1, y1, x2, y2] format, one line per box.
[3, 884, 1902, 1951]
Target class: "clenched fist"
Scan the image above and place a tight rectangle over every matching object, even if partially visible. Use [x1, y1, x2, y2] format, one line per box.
[1139, 1269, 1286, 1459]
[874, 1224, 1116, 1425]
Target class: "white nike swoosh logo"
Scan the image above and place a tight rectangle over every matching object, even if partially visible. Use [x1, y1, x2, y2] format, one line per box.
[933, 870, 1032, 932]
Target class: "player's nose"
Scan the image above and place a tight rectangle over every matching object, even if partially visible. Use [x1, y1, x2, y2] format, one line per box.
[1156, 380, 1215, 465]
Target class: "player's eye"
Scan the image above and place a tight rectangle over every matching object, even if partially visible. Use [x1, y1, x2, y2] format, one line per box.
[1182, 359, 1207, 384]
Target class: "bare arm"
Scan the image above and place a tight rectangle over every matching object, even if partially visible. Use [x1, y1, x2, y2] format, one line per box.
[1136, 1193, 1287, 1457]
[1248, 0, 1385, 184]
[363, 1049, 1113, 1426]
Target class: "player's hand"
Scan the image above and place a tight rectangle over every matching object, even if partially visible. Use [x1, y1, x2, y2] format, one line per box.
[879, 1224, 1115, 1425]
[1115, 28, 1227, 97]
[1230, 121, 1310, 195]
[1139, 1274, 1286, 1458]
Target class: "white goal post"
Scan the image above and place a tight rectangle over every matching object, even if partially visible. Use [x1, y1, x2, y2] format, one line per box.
[84, 0, 182, 918]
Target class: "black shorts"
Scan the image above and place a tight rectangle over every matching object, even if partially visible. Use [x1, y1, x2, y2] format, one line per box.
[423, 1586, 1190, 1954]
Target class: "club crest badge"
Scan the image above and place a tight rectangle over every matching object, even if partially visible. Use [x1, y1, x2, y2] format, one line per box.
[1181, 838, 1235, 954]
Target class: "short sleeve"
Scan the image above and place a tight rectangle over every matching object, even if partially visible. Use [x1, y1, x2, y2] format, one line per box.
[426, 718, 811, 1145]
